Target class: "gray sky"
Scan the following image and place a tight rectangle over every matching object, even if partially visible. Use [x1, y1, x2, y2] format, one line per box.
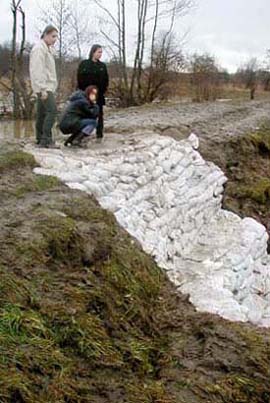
[182, 0, 270, 71]
[0, 0, 269, 72]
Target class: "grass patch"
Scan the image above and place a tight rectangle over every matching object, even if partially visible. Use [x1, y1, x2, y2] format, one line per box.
[14, 175, 60, 197]
[216, 124, 270, 224]
[0, 150, 35, 173]
[249, 128, 270, 156]
[0, 152, 169, 401]
[0, 143, 270, 402]
[238, 178, 270, 204]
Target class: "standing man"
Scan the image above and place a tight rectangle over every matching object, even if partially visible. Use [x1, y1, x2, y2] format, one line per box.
[30, 25, 58, 148]
[77, 44, 109, 142]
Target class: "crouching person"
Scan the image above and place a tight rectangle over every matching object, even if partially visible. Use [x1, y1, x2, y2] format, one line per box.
[59, 85, 99, 147]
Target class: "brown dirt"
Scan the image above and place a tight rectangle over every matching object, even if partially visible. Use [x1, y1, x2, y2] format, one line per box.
[195, 125, 270, 241]
[0, 141, 270, 402]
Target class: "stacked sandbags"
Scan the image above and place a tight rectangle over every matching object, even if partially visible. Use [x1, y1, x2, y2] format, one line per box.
[28, 133, 270, 327]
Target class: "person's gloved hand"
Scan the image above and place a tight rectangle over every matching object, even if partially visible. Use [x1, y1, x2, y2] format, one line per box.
[41, 91, 48, 101]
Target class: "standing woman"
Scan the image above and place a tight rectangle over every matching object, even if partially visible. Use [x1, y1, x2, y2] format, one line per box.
[30, 25, 58, 148]
[77, 44, 109, 141]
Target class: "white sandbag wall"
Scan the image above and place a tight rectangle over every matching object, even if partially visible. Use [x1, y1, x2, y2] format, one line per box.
[27, 133, 270, 327]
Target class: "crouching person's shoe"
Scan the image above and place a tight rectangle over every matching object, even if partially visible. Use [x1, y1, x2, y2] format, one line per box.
[65, 132, 86, 148]
[73, 132, 86, 147]
[64, 139, 73, 147]
[64, 132, 80, 147]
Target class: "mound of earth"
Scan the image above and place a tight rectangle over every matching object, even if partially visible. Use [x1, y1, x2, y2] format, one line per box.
[28, 133, 270, 326]
[0, 141, 270, 402]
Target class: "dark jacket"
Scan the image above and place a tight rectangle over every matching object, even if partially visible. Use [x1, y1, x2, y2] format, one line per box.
[59, 90, 99, 135]
[77, 60, 109, 105]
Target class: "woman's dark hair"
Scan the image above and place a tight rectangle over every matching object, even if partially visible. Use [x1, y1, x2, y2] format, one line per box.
[89, 44, 102, 60]
[41, 25, 58, 39]
[85, 85, 98, 99]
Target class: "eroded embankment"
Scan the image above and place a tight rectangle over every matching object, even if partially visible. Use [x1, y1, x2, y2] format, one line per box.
[0, 142, 270, 402]
[195, 126, 270, 231]
[28, 133, 270, 326]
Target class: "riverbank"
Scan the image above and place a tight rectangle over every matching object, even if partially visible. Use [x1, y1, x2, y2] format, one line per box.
[1, 140, 270, 402]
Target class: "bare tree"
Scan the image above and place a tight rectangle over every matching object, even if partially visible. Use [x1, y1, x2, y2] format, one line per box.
[144, 31, 185, 102]
[129, 0, 149, 101]
[261, 50, 270, 91]
[131, 0, 192, 102]
[0, 43, 12, 77]
[69, 0, 94, 59]
[16, 8, 36, 118]
[120, 0, 128, 92]
[190, 53, 220, 102]
[92, 0, 193, 106]
[11, 0, 22, 118]
[245, 58, 258, 100]
[147, 0, 160, 98]
[8, 0, 35, 118]
[145, 0, 191, 102]
[93, 0, 129, 101]
[93, 0, 122, 59]
[236, 58, 258, 100]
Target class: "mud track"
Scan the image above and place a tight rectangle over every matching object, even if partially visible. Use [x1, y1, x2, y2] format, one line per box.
[106, 99, 270, 145]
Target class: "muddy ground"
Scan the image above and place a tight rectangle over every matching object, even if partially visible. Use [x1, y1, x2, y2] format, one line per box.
[1, 98, 270, 144]
[1, 98, 270, 402]
[0, 153, 270, 402]
[105, 99, 270, 144]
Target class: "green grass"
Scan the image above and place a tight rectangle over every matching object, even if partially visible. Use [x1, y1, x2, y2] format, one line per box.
[224, 126, 270, 207]
[14, 175, 60, 197]
[240, 178, 270, 204]
[0, 150, 35, 173]
[1, 147, 270, 402]
[0, 149, 169, 401]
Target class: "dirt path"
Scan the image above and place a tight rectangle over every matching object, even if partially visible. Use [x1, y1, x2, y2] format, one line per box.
[106, 99, 270, 145]
[1, 98, 269, 149]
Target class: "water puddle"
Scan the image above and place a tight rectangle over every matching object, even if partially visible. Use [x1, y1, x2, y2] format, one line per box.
[0, 120, 61, 141]
[0, 120, 35, 140]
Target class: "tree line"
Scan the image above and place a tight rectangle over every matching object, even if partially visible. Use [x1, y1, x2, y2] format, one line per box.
[1, 0, 270, 119]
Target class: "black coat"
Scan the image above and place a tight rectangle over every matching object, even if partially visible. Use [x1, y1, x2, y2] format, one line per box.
[77, 60, 109, 105]
[59, 90, 99, 135]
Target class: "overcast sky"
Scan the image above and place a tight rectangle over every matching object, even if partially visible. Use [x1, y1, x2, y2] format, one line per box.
[0, 0, 269, 72]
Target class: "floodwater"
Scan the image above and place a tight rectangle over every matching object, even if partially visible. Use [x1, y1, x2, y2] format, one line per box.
[0, 118, 133, 151]
[0, 120, 35, 140]
[0, 120, 61, 141]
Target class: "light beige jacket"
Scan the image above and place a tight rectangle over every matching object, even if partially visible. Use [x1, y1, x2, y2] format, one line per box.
[29, 40, 58, 94]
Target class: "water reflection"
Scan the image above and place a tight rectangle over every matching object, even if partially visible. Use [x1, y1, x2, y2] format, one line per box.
[0, 120, 34, 139]
[0, 120, 59, 140]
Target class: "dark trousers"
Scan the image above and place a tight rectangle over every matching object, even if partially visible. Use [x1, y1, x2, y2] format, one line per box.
[96, 104, 104, 138]
[36, 92, 57, 146]
[65, 119, 97, 145]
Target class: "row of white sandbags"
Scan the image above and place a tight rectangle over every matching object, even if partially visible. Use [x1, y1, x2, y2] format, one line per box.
[28, 134, 270, 326]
